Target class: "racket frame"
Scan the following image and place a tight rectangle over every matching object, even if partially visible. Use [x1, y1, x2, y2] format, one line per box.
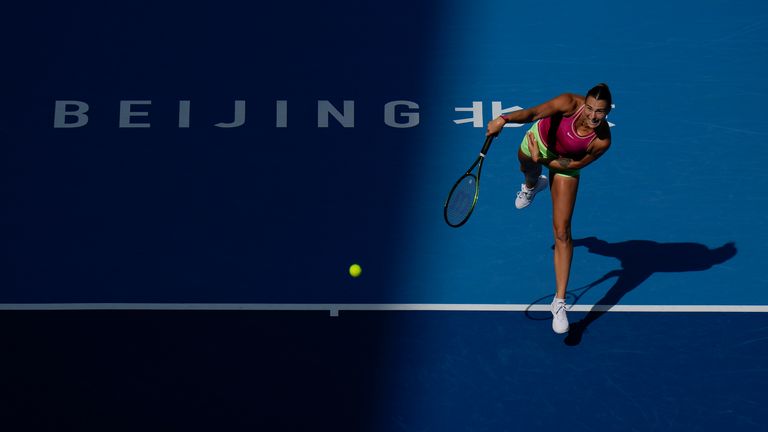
[443, 136, 494, 227]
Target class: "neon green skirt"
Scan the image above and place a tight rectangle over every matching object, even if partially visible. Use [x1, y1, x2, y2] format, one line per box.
[519, 122, 580, 178]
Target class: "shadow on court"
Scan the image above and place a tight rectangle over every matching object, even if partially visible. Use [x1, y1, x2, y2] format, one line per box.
[527, 237, 738, 346]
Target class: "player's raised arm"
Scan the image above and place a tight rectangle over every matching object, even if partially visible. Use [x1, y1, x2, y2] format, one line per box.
[486, 93, 580, 137]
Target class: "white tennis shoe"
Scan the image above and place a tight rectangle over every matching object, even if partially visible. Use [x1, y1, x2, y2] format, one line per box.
[515, 175, 548, 209]
[551, 299, 569, 334]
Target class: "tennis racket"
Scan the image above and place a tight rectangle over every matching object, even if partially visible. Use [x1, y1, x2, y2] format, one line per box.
[443, 135, 495, 227]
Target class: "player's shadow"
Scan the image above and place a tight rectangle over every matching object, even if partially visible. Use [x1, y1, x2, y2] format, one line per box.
[526, 237, 737, 346]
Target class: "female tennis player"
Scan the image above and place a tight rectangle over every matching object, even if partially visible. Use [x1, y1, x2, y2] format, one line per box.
[486, 83, 613, 334]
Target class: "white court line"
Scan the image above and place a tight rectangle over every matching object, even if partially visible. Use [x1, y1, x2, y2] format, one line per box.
[1, 303, 767, 313]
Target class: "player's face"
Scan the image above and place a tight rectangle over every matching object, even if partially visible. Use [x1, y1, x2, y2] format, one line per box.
[582, 96, 610, 128]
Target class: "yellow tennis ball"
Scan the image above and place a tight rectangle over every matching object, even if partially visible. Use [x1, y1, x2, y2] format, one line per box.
[349, 264, 362, 278]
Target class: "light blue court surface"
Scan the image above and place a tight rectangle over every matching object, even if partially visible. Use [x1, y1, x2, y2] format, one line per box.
[2, 0, 768, 429]
[3, 0, 766, 308]
[400, 1, 768, 307]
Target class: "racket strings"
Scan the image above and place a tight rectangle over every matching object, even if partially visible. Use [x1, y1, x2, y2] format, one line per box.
[445, 175, 478, 226]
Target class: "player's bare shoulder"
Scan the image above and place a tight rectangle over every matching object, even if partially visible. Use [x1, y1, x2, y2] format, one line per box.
[595, 121, 611, 141]
[557, 93, 584, 116]
[588, 122, 611, 156]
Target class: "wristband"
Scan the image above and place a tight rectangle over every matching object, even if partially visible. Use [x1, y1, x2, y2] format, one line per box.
[499, 114, 509, 122]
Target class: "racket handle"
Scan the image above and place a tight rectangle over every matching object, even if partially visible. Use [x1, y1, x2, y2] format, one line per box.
[479, 135, 494, 158]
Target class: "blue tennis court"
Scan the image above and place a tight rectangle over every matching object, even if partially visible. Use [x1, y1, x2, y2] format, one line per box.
[2, 0, 767, 429]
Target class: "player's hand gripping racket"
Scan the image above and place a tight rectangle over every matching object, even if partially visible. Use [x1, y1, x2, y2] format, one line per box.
[443, 135, 495, 227]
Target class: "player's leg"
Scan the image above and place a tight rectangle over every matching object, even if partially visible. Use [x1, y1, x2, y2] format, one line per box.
[550, 172, 579, 333]
[551, 172, 579, 298]
[517, 148, 542, 188]
[515, 125, 548, 209]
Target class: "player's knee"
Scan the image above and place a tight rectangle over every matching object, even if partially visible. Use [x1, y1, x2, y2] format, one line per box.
[553, 224, 572, 243]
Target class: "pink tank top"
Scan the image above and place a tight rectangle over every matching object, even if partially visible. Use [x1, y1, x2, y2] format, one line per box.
[537, 105, 595, 158]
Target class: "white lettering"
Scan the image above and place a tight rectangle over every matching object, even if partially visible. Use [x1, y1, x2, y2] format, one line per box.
[276, 100, 287, 128]
[54, 100, 89, 128]
[491, 102, 524, 128]
[119, 100, 152, 128]
[318, 100, 354, 128]
[454, 102, 483, 127]
[179, 100, 191, 128]
[608, 104, 616, 127]
[384, 101, 419, 128]
[453, 102, 617, 128]
[53, 99, 610, 130]
[215, 100, 246, 128]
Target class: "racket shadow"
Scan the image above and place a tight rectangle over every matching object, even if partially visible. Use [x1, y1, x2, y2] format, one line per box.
[524, 237, 738, 346]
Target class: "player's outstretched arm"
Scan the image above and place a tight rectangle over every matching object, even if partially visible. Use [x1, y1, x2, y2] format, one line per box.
[486, 93, 581, 136]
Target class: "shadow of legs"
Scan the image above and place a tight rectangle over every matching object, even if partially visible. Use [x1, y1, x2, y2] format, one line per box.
[565, 270, 652, 346]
